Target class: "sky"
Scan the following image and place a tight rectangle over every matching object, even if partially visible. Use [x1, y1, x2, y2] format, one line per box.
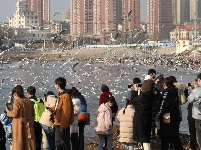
[0, 0, 147, 23]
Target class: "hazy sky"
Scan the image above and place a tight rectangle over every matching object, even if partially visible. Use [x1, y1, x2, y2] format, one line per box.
[0, 0, 147, 22]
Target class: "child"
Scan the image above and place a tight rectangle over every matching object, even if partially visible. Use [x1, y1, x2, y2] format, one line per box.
[117, 99, 137, 149]
[95, 96, 115, 150]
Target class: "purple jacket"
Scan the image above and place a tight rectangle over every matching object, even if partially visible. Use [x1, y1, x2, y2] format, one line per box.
[95, 103, 113, 135]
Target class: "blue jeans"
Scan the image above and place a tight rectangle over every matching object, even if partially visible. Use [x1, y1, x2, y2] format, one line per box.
[41, 124, 55, 150]
[123, 143, 137, 150]
[98, 134, 113, 150]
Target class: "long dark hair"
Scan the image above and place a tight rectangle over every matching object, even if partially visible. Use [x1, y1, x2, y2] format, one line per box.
[12, 85, 25, 98]
[123, 100, 132, 114]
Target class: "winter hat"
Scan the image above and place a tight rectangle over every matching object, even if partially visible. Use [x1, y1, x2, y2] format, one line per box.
[142, 79, 154, 93]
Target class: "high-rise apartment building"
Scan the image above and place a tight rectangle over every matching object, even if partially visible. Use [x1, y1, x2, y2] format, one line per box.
[93, 0, 121, 35]
[172, 0, 190, 25]
[147, 0, 173, 40]
[9, 0, 40, 28]
[70, 0, 93, 35]
[190, 0, 201, 20]
[122, 0, 140, 31]
[26, 0, 50, 25]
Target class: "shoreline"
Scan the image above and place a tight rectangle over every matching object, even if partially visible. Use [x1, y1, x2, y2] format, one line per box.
[1, 47, 201, 62]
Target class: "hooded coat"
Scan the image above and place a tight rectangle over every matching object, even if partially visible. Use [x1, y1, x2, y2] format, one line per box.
[156, 86, 181, 138]
[7, 98, 35, 150]
[39, 95, 57, 127]
[95, 103, 113, 135]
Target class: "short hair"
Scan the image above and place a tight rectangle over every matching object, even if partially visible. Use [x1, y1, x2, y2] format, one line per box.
[133, 77, 141, 84]
[148, 69, 156, 75]
[163, 77, 174, 88]
[101, 84, 109, 92]
[197, 73, 201, 80]
[12, 85, 25, 98]
[104, 96, 116, 104]
[71, 87, 79, 97]
[27, 86, 36, 96]
[55, 77, 66, 90]
[169, 76, 177, 83]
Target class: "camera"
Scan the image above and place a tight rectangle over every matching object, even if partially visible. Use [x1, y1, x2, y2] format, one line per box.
[128, 84, 132, 88]
[138, 83, 142, 87]
[188, 83, 192, 87]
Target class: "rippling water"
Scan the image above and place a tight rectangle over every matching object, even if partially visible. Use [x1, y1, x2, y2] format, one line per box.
[0, 60, 199, 147]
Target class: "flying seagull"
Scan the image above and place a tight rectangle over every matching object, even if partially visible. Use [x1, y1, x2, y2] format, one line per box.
[122, 10, 132, 21]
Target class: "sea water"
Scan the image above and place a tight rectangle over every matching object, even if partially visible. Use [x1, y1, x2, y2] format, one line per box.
[0, 60, 198, 148]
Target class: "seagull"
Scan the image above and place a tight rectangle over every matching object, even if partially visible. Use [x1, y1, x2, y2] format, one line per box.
[111, 33, 119, 42]
[54, 12, 61, 16]
[122, 10, 132, 21]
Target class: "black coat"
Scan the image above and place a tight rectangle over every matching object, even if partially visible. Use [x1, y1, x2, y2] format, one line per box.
[130, 91, 155, 143]
[0, 121, 6, 150]
[157, 86, 181, 138]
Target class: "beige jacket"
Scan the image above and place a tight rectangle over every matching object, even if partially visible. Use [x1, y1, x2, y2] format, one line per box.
[117, 105, 136, 144]
[39, 95, 57, 127]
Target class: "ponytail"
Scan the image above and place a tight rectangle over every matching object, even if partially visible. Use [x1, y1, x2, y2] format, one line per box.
[123, 99, 130, 114]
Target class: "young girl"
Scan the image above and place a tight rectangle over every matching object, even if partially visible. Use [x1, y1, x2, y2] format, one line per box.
[95, 96, 115, 150]
[117, 99, 137, 150]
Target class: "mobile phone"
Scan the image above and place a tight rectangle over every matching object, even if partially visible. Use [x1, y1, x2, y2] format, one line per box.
[6, 103, 13, 111]
[188, 83, 191, 87]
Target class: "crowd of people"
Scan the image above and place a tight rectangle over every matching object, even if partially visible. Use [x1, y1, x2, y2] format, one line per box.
[0, 69, 201, 150]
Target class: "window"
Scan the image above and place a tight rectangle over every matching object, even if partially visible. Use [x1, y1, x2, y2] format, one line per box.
[33, 34, 35, 37]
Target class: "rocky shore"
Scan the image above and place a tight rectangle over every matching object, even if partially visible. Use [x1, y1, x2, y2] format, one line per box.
[84, 125, 191, 150]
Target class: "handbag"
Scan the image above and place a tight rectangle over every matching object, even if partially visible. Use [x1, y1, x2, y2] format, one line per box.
[163, 97, 178, 124]
[163, 113, 170, 123]
[78, 112, 90, 125]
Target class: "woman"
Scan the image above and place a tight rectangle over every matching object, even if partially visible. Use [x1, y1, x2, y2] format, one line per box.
[130, 79, 155, 150]
[117, 99, 137, 149]
[95, 96, 115, 150]
[6, 85, 35, 150]
[71, 87, 87, 150]
[39, 91, 57, 150]
[156, 77, 183, 150]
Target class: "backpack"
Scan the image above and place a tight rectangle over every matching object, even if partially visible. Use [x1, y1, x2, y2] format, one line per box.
[30, 98, 45, 122]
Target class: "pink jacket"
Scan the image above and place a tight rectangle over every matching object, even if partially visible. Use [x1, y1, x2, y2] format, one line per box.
[95, 103, 113, 135]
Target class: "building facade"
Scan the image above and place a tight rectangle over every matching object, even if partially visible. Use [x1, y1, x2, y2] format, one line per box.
[122, 0, 140, 31]
[190, 0, 201, 20]
[172, 0, 190, 25]
[170, 24, 201, 41]
[70, 0, 93, 35]
[9, 0, 40, 28]
[147, 0, 174, 40]
[26, 0, 50, 25]
[93, 0, 120, 35]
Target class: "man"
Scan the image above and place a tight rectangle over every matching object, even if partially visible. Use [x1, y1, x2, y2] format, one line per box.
[144, 69, 156, 81]
[54, 77, 74, 150]
[188, 73, 201, 148]
[27, 86, 44, 150]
